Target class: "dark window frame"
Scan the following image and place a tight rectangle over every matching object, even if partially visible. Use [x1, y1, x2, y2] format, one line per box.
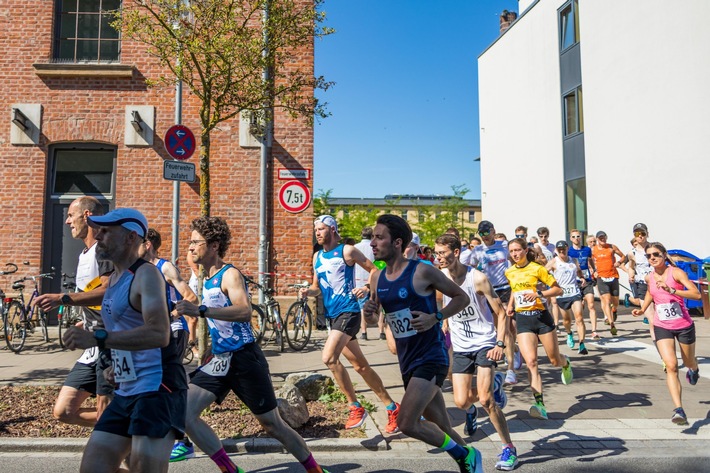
[53, 0, 122, 63]
[50, 143, 117, 199]
[558, 0, 579, 52]
[563, 86, 583, 137]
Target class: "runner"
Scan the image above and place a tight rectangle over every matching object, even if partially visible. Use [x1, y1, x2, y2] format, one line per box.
[175, 216, 330, 473]
[435, 234, 519, 471]
[631, 242, 701, 425]
[364, 214, 482, 473]
[505, 238, 573, 420]
[63, 208, 187, 472]
[300, 215, 400, 433]
[568, 230, 599, 340]
[546, 241, 588, 355]
[591, 231, 625, 336]
[625, 224, 654, 321]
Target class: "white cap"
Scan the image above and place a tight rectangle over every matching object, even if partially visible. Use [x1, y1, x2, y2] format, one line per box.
[315, 215, 339, 234]
[410, 233, 421, 247]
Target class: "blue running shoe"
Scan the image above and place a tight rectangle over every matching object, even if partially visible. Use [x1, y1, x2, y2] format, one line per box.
[687, 368, 699, 386]
[464, 405, 478, 436]
[493, 371, 507, 409]
[457, 445, 483, 473]
[170, 441, 195, 462]
[513, 350, 523, 370]
[624, 293, 631, 308]
[495, 446, 519, 471]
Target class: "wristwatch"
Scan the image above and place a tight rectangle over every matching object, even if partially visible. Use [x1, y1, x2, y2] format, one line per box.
[61, 293, 72, 305]
[435, 311, 444, 322]
[94, 329, 108, 351]
[669, 288, 677, 295]
[496, 340, 506, 349]
[537, 290, 544, 297]
[198, 305, 209, 318]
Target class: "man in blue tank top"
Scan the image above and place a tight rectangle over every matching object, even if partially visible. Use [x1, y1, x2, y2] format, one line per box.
[300, 215, 401, 434]
[363, 214, 483, 473]
[174, 217, 330, 473]
[63, 208, 188, 473]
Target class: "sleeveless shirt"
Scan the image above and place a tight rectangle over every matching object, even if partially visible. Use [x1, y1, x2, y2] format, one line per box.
[315, 244, 360, 318]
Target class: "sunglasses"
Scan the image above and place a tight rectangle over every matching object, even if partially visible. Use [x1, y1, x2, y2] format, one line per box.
[634, 231, 647, 237]
[515, 234, 525, 238]
[478, 231, 491, 237]
[645, 251, 663, 259]
[570, 235, 581, 238]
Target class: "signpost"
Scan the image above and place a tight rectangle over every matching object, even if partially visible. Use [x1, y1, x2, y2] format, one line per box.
[164, 124, 196, 160]
[163, 160, 196, 182]
[278, 181, 311, 213]
[277, 168, 310, 180]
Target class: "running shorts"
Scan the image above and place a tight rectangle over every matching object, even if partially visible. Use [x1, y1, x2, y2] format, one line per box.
[452, 347, 497, 374]
[653, 323, 695, 345]
[557, 295, 582, 310]
[402, 363, 448, 389]
[597, 277, 619, 296]
[514, 310, 555, 335]
[328, 311, 361, 339]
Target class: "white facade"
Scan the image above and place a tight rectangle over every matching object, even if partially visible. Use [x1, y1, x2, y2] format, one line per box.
[478, 0, 710, 260]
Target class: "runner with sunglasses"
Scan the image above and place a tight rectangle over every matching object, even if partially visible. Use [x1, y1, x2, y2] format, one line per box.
[624, 224, 654, 314]
[631, 242, 701, 425]
[568, 230, 599, 340]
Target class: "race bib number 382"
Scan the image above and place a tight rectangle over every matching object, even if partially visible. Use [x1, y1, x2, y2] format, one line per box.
[385, 308, 417, 339]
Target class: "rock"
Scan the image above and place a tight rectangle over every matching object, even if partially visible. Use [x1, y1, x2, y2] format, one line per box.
[285, 373, 334, 401]
[275, 383, 309, 428]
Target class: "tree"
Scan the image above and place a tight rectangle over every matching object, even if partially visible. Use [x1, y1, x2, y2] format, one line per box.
[413, 184, 470, 245]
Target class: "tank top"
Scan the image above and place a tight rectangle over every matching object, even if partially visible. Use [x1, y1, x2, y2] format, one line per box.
[592, 244, 619, 279]
[315, 244, 360, 318]
[553, 257, 581, 299]
[568, 246, 592, 281]
[442, 267, 497, 352]
[648, 268, 693, 330]
[101, 259, 187, 396]
[537, 243, 555, 262]
[632, 247, 653, 283]
[155, 259, 188, 332]
[376, 260, 448, 375]
[76, 242, 111, 330]
[470, 241, 510, 287]
[202, 264, 255, 354]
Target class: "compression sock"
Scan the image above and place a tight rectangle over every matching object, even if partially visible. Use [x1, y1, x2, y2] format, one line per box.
[301, 453, 323, 472]
[210, 448, 238, 473]
[386, 402, 397, 411]
[534, 392, 544, 405]
[440, 433, 468, 461]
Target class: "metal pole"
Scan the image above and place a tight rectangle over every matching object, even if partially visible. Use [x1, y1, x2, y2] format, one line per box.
[258, 0, 273, 304]
[171, 76, 183, 264]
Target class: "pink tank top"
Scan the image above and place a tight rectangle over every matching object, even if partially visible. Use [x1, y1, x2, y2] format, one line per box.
[648, 268, 692, 330]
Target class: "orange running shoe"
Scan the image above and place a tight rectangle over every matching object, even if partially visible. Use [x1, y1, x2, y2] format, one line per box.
[385, 402, 400, 434]
[345, 405, 368, 429]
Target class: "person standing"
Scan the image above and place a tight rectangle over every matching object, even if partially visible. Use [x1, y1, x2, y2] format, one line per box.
[34, 196, 114, 428]
[356, 226, 385, 341]
[364, 214, 482, 473]
[175, 216, 330, 473]
[591, 231, 625, 336]
[63, 208, 187, 473]
[300, 216, 400, 433]
[568, 230, 599, 340]
[632, 242, 701, 425]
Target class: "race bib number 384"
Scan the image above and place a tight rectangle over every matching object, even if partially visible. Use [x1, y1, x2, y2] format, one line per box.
[385, 308, 417, 339]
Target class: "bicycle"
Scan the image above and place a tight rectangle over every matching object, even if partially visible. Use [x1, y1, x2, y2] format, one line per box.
[244, 275, 284, 353]
[3, 269, 54, 353]
[283, 282, 314, 351]
[57, 273, 82, 350]
[0, 263, 19, 342]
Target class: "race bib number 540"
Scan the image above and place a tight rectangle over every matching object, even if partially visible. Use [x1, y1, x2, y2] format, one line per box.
[385, 308, 417, 339]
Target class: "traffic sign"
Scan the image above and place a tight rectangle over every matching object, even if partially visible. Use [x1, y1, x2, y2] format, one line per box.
[164, 125, 196, 160]
[163, 160, 196, 182]
[278, 168, 311, 180]
[278, 181, 311, 213]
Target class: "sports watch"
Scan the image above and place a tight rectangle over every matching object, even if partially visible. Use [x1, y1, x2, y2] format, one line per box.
[61, 293, 72, 305]
[435, 311, 444, 322]
[496, 340, 506, 349]
[94, 329, 108, 351]
[198, 305, 209, 318]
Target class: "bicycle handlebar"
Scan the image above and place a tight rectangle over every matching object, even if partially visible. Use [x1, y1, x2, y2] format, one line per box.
[0, 263, 19, 275]
[13, 273, 54, 285]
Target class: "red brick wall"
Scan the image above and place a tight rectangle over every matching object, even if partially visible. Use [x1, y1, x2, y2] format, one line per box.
[0, 1, 315, 293]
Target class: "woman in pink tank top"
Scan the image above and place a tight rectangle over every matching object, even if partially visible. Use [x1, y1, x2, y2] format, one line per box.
[632, 242, 701, 426]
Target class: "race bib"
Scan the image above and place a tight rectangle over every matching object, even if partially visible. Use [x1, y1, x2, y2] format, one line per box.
[385, 308, 417, 339]
[513, 290, 535, 309]
[561, 285, 580, 298]
[656, 301, 683, 321]
[601, 277, 615, 283]
[111, 349, 137, 382]
[453, 304, 479, 323]
[200, 352, 232, 377]
[77, 347, 99, 365]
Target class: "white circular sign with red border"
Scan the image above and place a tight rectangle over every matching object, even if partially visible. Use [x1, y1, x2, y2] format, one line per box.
[278, 181, 311, 213]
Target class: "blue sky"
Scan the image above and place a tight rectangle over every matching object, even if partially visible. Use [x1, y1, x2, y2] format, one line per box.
[313, 0, 519, 200]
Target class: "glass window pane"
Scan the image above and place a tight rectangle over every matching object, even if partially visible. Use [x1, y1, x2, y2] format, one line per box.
[54, 149, 114, 195]
[560, 6, 575, 49]
[566, 178, 587, 234]
[101, 14, 120, 39]
[102, 0, 121, 10]
[78, 0, 101, 11]
[577, 87, 584, 132]
[401, 210, 408, 221]
[57, 40, 76, 60]
[564, 93, 578, 135]
[60, 13, 77, 38]
[76, 39, 99, 60]
[77, 13, 100, 38]
[60, 0, 78, 13]
[99, 40, 120, 61]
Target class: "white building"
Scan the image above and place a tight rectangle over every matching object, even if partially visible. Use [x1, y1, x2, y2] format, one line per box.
[478, 0, 710, 260]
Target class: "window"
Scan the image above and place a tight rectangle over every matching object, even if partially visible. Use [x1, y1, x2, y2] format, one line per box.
[401, 210, 408, 221]
[563, 86, 583, 136]
[565, 177, 587, 234]
[418, 210, 425, 222]
[52, 147, 115, 196]
[54, 0, 121, 62]
[559, 0, 579, 51]
[468, 211, 476, 224]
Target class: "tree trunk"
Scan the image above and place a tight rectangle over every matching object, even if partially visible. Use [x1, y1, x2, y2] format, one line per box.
[197, 130, 211, 362]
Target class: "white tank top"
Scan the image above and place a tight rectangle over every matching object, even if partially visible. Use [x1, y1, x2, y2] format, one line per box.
[632, 247, 652, 282]
[442, 267, 497, 352]
[553, 257, 580, 298]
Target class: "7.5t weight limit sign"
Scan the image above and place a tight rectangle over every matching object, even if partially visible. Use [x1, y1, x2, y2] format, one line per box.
[278, 181, 311, 213]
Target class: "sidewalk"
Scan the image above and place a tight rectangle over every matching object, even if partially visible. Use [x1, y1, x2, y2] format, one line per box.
[2, 307, 710, 453]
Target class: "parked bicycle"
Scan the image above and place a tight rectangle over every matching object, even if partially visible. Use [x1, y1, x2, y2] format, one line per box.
[244, 275, 284, 352]
[57, 273, 82, 350]
[0, 263, 19, 343]
[3, 268, 54, 353]
[283, 282, 314, 351]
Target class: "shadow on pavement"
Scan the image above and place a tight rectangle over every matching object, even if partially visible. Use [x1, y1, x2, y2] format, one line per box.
[519, 431, 626, 464]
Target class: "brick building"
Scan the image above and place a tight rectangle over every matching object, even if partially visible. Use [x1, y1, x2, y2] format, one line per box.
[0, 1, 315, 314]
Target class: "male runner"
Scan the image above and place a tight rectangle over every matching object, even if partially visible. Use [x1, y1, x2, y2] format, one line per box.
[592, 231, 625, 336]
[436, 234, 519, 471]
[568, 230, 599, 340]
[300, 215, 400, 433]
[63, 208, 187, 473]
[625, 223, 654, 319]
[175, 216, 330, 473]
[364, 214, 482, 473]
[34, 196, 114, 427]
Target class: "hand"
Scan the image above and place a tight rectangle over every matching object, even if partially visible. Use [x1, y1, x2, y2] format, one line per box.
[176, 300, 199, 318]
[486, 346, 504, 361]
[352, 286, 368, 299]
[507, 306, 515, 316]
[410, 311, 436, 332]
[33, 293, 62, 312]
[523, 292, 538, 302]
[298, 288, 309, 299]
[103, 365, 115, 385]
[63, 326, 97, 350]
[655, 281, 671, 292]
[631, 309, 643, 317]
[362, 298, 379, 318]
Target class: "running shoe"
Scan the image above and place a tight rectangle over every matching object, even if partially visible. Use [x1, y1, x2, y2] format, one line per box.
[561, 356, 573, 385]
[529, 402, 548, 420]
[610, 325, 618, 336]
[578, 342, 588, 355]
[513, 350, 523, 370]
[457, 445, 483, 473]
[169, 441, 195, 462]
[663, 361, 667, 373]
[566, 333, 575, 349]
[385, 403, 400, 434]
[687, 368, 700, 386]
[379, 332, 386, 340]
[464, 405, 478, 436]
[623, 294, 630, 308]
[612, 309, 618, 322]
[591, 332, 601, 340]
[504, 369, 518, 386]
[493, 372, 507, 409]
[495, 446, 519, 471]
[359, 332, 368, 340]
[604, 318, 610, 325]
[642, 317, 649, 325]
[671, 407, 688, 425]
[345, 405, 368, 429]
[307, 469, 331, 473]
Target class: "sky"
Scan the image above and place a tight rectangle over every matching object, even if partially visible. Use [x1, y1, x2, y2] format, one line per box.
[313, 0, 519, 200]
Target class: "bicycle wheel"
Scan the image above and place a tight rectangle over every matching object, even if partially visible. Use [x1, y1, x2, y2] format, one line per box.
[182, 344, 194, 365]
[4, 301, 27, 353]
[38, 309, 49, 343]
[284, 301, 313, 351]
[251, 304, 266, 343]
[57, 306, 67, 349]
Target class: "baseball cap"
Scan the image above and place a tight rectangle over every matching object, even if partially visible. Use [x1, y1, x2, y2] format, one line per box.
[555, 240, 568, 249]
[595, 231, 607, 238]
[315, 215, 338, 234]
[478, 220, 494, 234]
[633, 223, 648, 233]
[87, 208, 148, 238]
[410, 233, 421, 247]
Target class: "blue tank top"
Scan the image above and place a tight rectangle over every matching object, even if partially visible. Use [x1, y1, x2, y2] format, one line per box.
[315, 244, 360, 318]
[101, 259, 187, 396]
[376, 260, 448, 376]
[202, 264, 255, 354]
[156, 259, 188, 332]
[568, 246, 593, 281]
